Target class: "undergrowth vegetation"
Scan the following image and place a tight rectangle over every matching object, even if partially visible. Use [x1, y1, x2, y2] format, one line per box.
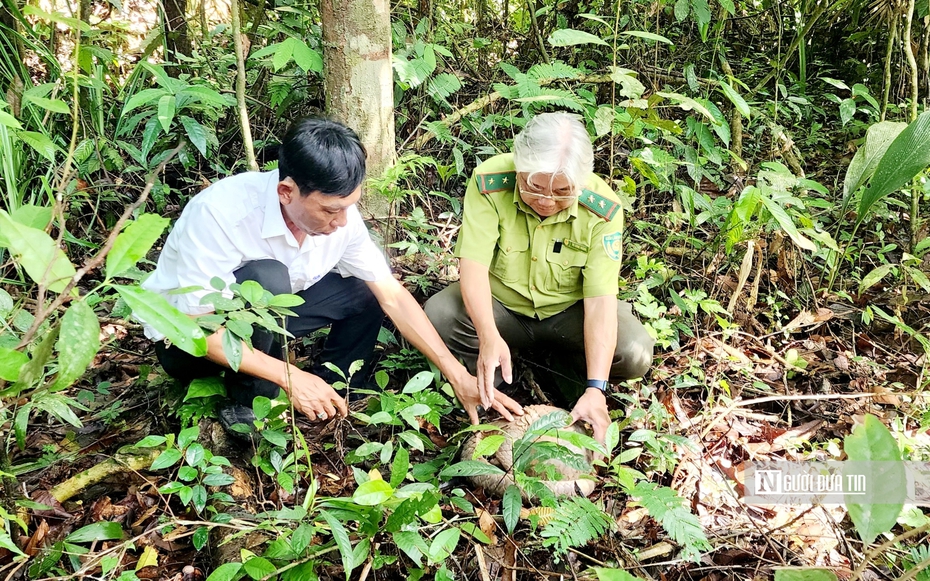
[3, 0, 930, 579]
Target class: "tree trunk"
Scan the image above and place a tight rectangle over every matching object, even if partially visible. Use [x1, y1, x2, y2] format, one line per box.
[164, 0, 191, 72]
[232, 0, 258, 171]
[903, 0, 918, 121]
[881, 18, 898, 121]
[321, 0, 395, 218]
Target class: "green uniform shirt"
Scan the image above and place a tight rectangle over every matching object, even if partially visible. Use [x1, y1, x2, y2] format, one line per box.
[455, 153, 624, 320]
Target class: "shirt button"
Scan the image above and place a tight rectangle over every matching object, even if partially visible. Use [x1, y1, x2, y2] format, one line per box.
[506, 246, 512, 252]
[532, 256, 537, 261]
[563, 260, 568, 265]
[531, 285, 537, 291]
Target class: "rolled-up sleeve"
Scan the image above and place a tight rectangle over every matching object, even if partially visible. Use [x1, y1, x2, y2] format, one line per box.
[335, 207, 392, 282]
[454, 172, 500, 267]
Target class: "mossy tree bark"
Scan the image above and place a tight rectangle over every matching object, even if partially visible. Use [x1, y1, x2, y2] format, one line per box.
[321, 0, 395, 218]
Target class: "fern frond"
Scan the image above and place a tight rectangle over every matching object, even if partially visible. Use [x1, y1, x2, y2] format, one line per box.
[527, 61, 582, 81]
[631, 482, 711, 562]
[426, 73, 462, 102]
[541, 496, 613, 554]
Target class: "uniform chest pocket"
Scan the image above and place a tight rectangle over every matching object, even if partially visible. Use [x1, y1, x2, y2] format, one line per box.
[546, 245, 586, 292]
[490, 234, 529, 283]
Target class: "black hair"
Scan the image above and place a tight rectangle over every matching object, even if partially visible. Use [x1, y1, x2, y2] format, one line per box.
[277, 117, 367, 198]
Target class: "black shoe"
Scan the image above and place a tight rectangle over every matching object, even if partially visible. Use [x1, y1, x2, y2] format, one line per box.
[218, 403, 258, 444]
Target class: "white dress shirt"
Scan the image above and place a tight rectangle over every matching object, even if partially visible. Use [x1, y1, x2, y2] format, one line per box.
[141, 170, 392, 340]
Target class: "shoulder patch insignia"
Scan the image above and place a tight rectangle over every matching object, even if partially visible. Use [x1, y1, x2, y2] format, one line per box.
[476, 171, 517, 194]
[578, 189, 620, 221]
[602, 231, 622, 261]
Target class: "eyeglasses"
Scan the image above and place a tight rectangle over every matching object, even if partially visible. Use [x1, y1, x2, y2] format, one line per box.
[518, 188, 579, 202]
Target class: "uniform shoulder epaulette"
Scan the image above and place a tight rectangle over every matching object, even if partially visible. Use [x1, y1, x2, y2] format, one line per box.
[578, 189, 620, 221]
[475, 171, 516, 194]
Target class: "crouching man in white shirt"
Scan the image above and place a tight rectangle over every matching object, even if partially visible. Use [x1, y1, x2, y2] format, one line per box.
[143, 117, 523, 433]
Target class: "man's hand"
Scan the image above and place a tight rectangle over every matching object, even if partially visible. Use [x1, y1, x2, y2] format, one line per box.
[570, 388, 610, 444]
[477, 333, 513, 406]
[285, 370, 348, 422]
[451, 369, 523, 425]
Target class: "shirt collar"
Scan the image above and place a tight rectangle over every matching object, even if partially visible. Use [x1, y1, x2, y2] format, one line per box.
[261, 171, 300, 247]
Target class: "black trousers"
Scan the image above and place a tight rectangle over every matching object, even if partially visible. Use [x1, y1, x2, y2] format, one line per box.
[155, 259, 385, 406]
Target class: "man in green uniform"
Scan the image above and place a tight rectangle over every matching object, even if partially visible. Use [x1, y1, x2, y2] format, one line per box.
[424, 112, 654, 443]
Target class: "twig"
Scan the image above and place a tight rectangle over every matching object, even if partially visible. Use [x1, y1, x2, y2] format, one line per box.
[851, 522, 930, 581]
[15, 144, 184, 350]
[701, 392, 889, 440]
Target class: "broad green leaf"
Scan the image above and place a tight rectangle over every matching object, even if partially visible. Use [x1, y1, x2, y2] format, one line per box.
[114, 285, 207, 356]
[718, 81, 750, 118]
[252, 396, 272, 420]
[718, 0, 735, 13]
[390, 445, 409, 487]
[459, 522, 492, 544]
[157, 94, 176, 132]
[757, 195, 817, 252]
[24, 96, 70, 114]
[184, 376, 226, 400]
[858, 264, 896, 293]
[291, 40, 323, 72]
[691, 0, 711, 29]
[844, 121, 908, 199]
[593, 106, 614, 137]
[0, 531, 25, 556]
[150, 448, 182, 471]
[22, 5, 90, 31]
[267, 293, 304, 308]
[773, 570, 838, 581]
[609, 67, 645, 100]
[674, 0, 689, 21]
[243, 556, 276, 580]
[859, 110, 930, 224]
[0, 109, 23, 129]
[605, 422, 621, 454]
[839, 98, 856, 126]
[134, 435, 167, 448]
[0, 288, 12, 317]
[180, 116, 208, 156]
[503, 484, 521, 533]
[906, 265, 930, 292]
[393, 531, 428, 566]
[11, 204, 52, 230]
[844, 414, 905, 545]
[53, 301, 100, 391]
[321, 511, 355, 579]
[135, 545, 158, 570]
[427, 527, 460, 563]
[621, 30, 673, 45]
[206, 563, 242, 581]
[403, 370, 435, 393]
[180, 86, 233, 108]
[66, 522, 123, 543]
[34, 393, 83, 428]
[595, 569, 647, 581]
[0, 347, 29, 382]
[471, 434, 505, 459]
[820, 77, 850, 91]
[439, 460, 505, 479]
[548, 28, 608, 47]
[122, 88, 170, 116]
[221, 326, 243, 372]
[353, 479, 394, 505]
[274, 38, 296, 71]
[0, 211, 76, 293]
[18, 131, 57, 162]
[656, 92, 715, 122]
[16, 324, 59, 389]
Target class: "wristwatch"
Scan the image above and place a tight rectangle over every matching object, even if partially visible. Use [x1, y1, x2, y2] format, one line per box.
[586, 379, 608, 392]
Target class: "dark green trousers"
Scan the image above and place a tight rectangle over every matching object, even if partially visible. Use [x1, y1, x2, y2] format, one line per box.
[423, 283, 654, 400]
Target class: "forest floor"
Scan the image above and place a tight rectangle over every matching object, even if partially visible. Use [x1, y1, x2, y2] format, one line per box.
[5, 210, 929, 581]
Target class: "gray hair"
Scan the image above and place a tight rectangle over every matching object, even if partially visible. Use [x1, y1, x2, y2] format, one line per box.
[512, 112, 594, 191]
